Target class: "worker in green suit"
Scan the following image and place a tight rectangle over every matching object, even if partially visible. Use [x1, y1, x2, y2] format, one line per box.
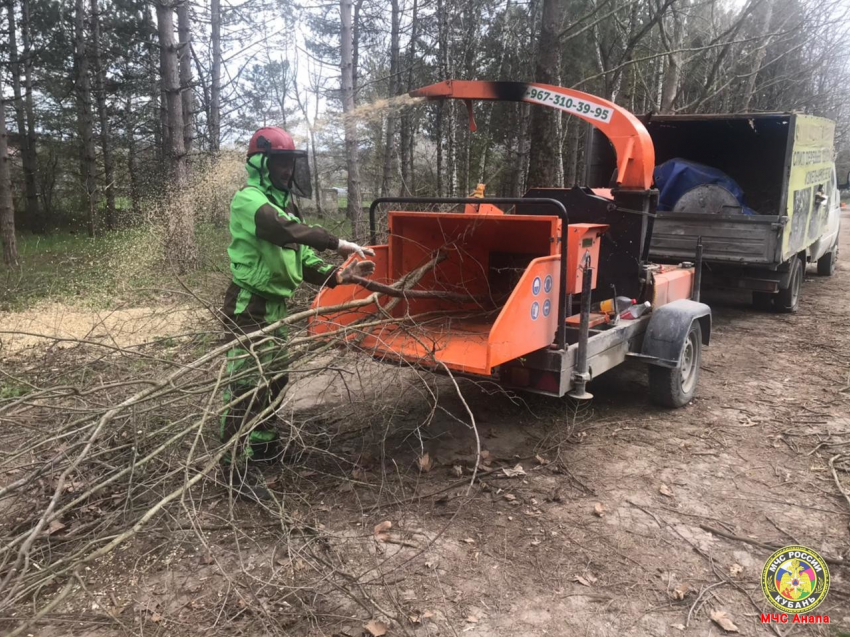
[221, 126, 374, 500]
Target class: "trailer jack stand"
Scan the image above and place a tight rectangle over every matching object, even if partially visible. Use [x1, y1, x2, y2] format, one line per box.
[568, 257, 594, 401]
[568, 371, 593, 400]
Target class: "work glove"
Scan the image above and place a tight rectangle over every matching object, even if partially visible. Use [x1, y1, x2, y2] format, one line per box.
[336, 259, 376, 285]
[337, 239, 375, 259]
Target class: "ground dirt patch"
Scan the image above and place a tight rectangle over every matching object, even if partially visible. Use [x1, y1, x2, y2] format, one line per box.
[0, 302, 209, 355]
[1, 214, 848, 637]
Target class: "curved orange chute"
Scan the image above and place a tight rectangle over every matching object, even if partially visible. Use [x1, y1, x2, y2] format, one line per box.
[410, 80, 654, 190]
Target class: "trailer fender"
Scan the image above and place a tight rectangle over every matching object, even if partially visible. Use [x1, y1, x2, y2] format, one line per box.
[639, 300, 711, 368]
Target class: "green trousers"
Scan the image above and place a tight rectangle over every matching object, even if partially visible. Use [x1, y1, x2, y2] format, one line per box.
[221, 283, 289, 462]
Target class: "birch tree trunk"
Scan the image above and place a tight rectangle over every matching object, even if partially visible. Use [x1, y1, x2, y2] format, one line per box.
[740, 0, 774, 111]
[437, 0, 456, 195]
[399, 0, 417, 196]
[379, 0, 400, 198]
[659, 0, 688, 113]
[340, 0, 363, 240]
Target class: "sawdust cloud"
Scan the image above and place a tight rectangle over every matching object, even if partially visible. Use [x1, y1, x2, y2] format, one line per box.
[343, 94, 426, 123]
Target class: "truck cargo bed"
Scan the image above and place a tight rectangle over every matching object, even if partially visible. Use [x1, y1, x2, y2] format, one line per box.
[650, 212, 784, 266]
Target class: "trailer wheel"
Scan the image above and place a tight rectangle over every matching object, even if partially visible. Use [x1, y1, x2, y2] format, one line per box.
[752, 292, 775, 312]
[649, 321, 702, 408]
[775, 257, 803, 313]
[816, 246, 837, 276]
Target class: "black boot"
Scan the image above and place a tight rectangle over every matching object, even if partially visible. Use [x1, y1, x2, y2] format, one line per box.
[223, 463, 272, 502]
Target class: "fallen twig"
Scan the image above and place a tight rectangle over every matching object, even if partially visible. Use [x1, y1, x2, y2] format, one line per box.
[829, 454, 850, 512]
[699, 524, 844, 566]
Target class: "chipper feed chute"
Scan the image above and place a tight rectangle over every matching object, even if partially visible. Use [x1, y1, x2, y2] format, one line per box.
[309, 207, 606, 376]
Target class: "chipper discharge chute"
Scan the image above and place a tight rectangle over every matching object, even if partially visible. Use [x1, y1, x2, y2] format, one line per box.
[310, 81, 712, 407]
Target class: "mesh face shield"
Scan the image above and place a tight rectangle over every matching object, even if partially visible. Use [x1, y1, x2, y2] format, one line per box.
[262, 150, 313, 199]
[289, 151, 312, 199]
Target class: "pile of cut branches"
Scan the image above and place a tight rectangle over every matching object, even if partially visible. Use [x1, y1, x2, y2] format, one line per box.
[0, 254, 490, 635]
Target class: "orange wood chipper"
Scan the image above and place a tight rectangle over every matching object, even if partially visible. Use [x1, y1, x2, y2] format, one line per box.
[310, 81, 711, 407]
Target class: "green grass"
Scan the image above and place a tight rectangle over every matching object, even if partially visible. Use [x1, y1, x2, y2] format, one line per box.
[337, 197, 373, 211]
[0, 225, 232, 312]
[0, 212, 360, 312]
[0, 381, 30, 400]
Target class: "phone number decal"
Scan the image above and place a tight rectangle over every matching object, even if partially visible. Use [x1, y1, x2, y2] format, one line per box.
[524, 87, 614, 123]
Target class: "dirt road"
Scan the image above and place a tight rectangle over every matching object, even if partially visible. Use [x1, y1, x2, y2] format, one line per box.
[11, 214, 849, 637]
[324, 213, 850, 636]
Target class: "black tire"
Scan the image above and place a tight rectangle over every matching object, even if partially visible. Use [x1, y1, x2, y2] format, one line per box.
[649, 321, 702, 409]
[752, 291, 775, 312]
[816, 246, 836, 276]
[775, 257, 802, 313]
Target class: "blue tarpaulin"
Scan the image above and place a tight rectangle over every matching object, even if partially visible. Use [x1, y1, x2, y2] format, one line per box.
[653, 158, 757, 215]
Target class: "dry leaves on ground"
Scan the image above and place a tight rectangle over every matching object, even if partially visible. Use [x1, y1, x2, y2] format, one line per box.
[710, 610, 739, 633]
[374, 521, 392, 542]
[364, 619, 388, 636]
[670, 583, 690, 600]
[573, 573, 597, 587]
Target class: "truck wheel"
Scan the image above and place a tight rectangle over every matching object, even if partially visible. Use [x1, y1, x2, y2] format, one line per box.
[649, 321, 702, 408]
[752, 292, 774, 312]
[776, 257, 802, 313]
[816, 247, 836, 276]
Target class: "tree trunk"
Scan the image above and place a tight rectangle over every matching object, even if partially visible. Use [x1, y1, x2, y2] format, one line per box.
[740, 0, 774, 111]
[512, 102, 532, 196]
[20, 0, 39, 226]
[526, 0, 564, 188]
[340, 0, 363, 240]
[147, 39, 164, 167]
[177, 0, 194, 158]
[6, 0, 41, 233]
[352, 0, 364, 95]
[437, 0, 456, 195]
[435, 103, 443, 195]
[90, 0, 116, 229]
[210, 0, 221, 151]
[478, 0, 511, 185]
[74, 0, 97, 237]
[399, 0, 418, 196]
[157, 0, 196, 270]
[659, 0, 687, 113]
[379, 0, 400, 198]
[0, 93, 19, 266]
[125, 96, 140, 217]
[310, 90, 322, 214]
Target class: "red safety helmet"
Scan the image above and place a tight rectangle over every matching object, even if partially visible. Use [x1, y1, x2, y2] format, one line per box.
[246, 126, 312, 199]
[247, 127, 297, 156]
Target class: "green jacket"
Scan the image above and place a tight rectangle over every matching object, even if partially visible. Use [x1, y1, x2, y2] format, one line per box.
[227, 157, 340, 301]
